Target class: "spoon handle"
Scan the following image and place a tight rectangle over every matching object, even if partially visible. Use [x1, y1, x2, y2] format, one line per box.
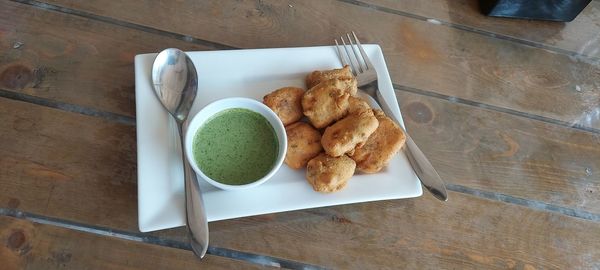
[178, 124, 209, 258]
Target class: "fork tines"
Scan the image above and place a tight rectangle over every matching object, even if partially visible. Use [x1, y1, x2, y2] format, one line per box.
[335, 31, 373, 76]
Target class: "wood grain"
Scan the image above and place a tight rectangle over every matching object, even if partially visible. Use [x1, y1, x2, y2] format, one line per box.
[397, 91, 600, 214]
[207, 191, 600, 269]
[0, 80, 599, 226]
[1, 69, 599, 269]
[2, 1, 600, 268]
[39, 0, 600, 129]
[0, 97, 139, 230]
[0, 216, 266, 270]
[0, 0, 210, 117]
[1, 79, 599, 226]
[362, 0, 600, 58]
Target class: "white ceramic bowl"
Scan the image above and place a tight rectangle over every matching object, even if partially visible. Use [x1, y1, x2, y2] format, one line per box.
[184, 97, 287, 190]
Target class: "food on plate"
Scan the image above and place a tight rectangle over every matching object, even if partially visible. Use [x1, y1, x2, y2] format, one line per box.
[321, 107, 379, 157]
[285, 122, 323, 169]
[192, 108, 278, 185]
[350, 109, 406, 173]
[263, 87, 305, 126]
[306, 153, 356, 193]
[261, 65, 400, 194]
[306, 65, 354, 90]
[348, 96, 371, 115]
[313, 74, 358, 96]
[301, 78, 357, 128]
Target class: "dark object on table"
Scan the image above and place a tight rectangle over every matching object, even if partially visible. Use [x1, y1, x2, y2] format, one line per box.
[479, 0, 592, 22]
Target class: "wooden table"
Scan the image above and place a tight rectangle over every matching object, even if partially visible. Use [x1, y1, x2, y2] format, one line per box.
[2, 0, 599, 269]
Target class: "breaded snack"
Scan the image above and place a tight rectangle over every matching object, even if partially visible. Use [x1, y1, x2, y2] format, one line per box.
[306, 65, 354, 90]
[302, 78, 354, 128]
[348, 96, 371, 115]
[306, 153, 356, 193]
[321, 109, 379, 157]
[350, 109, 406, 173]
[285, 122, 323, 169]
[263, 87, 305, 126]
[337, 76, 358, 96]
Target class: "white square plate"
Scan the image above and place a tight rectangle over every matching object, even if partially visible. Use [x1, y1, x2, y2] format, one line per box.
[135, 45, 422, 232]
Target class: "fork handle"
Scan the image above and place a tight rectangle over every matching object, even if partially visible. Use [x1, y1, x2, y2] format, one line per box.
[365, 83, 448, 201]
[403, 133, 448, 201]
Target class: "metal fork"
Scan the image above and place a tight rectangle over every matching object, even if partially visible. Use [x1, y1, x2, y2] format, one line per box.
[336, 32, 448, 201]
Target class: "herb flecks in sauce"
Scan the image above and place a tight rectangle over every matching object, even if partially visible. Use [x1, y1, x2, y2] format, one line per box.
[193, 108, 278, 185]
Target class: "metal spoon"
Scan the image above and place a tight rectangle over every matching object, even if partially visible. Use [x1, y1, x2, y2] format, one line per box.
[151, 48, 208, 258]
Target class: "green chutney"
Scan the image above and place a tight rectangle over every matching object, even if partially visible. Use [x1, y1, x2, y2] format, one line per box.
[192, 108, 278, 185]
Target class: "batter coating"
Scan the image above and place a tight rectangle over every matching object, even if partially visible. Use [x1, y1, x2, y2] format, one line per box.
[350, 109, 406, 173]
[348, 96, 371, 115]
[321, 108, 379, 157]
[302, 78, 355, 128]
[306, 153, 356, 193]
[284, 122, 323, 169]
[306, 65, 354, 90]
[263, 87, 305, 126]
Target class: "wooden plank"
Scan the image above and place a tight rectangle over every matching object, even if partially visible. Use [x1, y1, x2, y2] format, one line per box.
[2, 84, 600, 267]
[362, 0, 600, 58]
[1, 77, 600, 223]
[396, 90, 600, 215]
[208, 191, 600, 269]
[1, 81, 599, 228]
[0, 97, 139, 230]
[0, 0, 210, 117]
[39, 0, 600, 129]
[0, 216, 267, 270]
[1, 1, 598, 268]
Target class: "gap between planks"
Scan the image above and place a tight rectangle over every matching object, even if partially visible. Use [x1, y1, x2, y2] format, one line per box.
[15, 0, 600, 62]
[447, 184, 600, 222]
[0, 187, 599, 269]
[9, 0, 236, 50]
[2, 82, 598, 135]
[395, 84, 600, 134]
[338, 0, 600, 63]
[8, 0, 600, 135]
[0, 88, 136, 126]
[0, 208, 327, 270]
[5, 0, 600, 222]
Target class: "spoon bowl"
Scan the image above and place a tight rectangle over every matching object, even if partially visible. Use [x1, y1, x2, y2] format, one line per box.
[152, 49, 197, 121]
[152, 48, 209, 258]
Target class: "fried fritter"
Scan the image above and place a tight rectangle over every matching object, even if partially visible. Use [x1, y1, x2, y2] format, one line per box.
[306, 153, 356, 193]
[337, 76, 358, 96]
[285, 122, 323, 169]
[306, 65, 354, 90]
[321, 108, 379, 157]
[348, 96, 371, 115]
[302, 78, 356, 128]
[350, 109, 406, 173]
[263, 87, 305, 126]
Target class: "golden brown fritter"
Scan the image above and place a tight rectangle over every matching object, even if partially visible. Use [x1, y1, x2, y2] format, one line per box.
[284, 122, 323, 169]
[302, 78, 355, 129]
[306, 65, 354, 90]
[350, 109, 406, 173]
[263, 87, 305, 126]
[321, 109, 379, 157]
[348, 96, 371, 115]
[306, 153, 356, 193]
[337, 76, 358, 96]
